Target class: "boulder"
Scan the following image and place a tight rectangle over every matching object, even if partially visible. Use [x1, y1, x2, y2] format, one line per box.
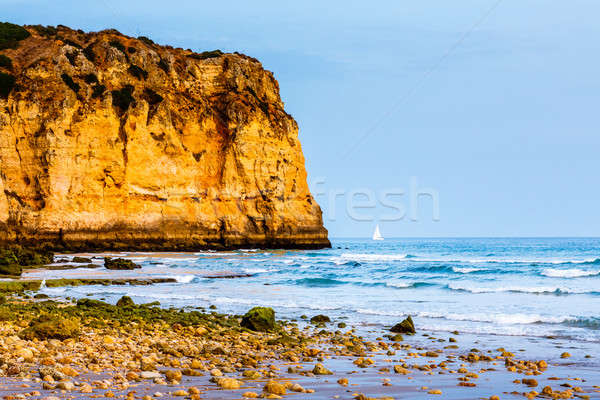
[116, 296, 135, 307]
[71, 256, 92, 263]
[0, 262, 21, 276]
[19, 315, 80, 340]
[390, 316, 415, 334]
[310, 314, 331, 324]
[104, 257, 141, 270]
[241, 307, 276, 332]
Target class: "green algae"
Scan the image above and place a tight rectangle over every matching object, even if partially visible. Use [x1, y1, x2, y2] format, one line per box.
[241, 307, 276, 332]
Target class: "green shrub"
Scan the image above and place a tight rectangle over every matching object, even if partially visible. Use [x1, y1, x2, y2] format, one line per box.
[92, 84, 106, 98]
[109, 40, 126, 53]
[61, 73, 80, 93]
[188, 50, 223, 60]
[0, 54, 12, 70]
[31, 25, 58, 37]
[83, 73, 98, 84]
[138, 36, 154, 46]
[0, 71, 15, 99]
[111, 85, 135, 111]
[57, 36, 82, 49]
[0, 22, 30, 50]
[157, 58, 169, 73]
[127, 64, 148, 80]
[83, 45, 96, 62]
[143, 88, 163, 106]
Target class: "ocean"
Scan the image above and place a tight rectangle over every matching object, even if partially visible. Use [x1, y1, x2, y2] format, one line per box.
[29, 237, 600, 359]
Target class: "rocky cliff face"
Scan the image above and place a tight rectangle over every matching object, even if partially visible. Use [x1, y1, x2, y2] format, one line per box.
[0, 24, 329, 250]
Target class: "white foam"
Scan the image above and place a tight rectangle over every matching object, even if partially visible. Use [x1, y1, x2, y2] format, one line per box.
[541, 268, 599, 278]
[356, 308, 567, 325]
[418, 311, 567, 325]
[242, 268, 272, 273]
[448, 283, 587, 294]
[452, 267, 485, 274]
[416, 256, 600, 265]
[168, 275, 196, 283]
[337, 253, 408, 263]
[386, 282, 412, 288]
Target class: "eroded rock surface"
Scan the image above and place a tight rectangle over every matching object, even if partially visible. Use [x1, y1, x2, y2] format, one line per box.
[0, 24, 329, 250]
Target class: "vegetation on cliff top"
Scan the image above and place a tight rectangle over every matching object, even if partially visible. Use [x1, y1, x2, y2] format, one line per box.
[0, 54, 12, 70]
[111, 85, 135, 112]
[0, 22, 31, 50]
[188, 50, 223, 60]
[0, 71, 15, 99]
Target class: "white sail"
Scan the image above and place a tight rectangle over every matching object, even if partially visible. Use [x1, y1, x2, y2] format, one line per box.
[372, 224, 384, 241]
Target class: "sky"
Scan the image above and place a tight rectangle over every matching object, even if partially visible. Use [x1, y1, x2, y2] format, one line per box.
[3, 0, 600, 238]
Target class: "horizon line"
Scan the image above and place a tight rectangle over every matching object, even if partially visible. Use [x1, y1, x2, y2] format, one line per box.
[330, 236, 600, 240]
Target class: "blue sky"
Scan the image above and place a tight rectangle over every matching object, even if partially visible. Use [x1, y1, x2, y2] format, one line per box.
[4, 0, 600, 237]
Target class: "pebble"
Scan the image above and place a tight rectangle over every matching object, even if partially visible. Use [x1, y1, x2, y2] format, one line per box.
[312, 363, 333, 375]
[264, 380, 286, 395]
[140, 371, 161, 379]
[56, 381, 74, 391]
[216, 377, 242, 389]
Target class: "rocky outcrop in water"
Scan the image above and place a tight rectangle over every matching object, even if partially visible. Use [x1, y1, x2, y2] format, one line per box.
[0, 23, 329, 250]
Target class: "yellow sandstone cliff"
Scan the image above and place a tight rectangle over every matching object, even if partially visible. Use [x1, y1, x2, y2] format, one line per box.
[0, 24, 329, 250]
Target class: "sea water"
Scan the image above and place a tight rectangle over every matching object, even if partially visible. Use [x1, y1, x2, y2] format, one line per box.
[30, 237, 600, 357]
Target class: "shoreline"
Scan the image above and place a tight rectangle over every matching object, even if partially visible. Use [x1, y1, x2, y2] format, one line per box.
[0, 292, 599, 399]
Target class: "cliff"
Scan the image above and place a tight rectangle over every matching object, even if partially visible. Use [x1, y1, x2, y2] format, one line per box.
[0, 23, 329, 250]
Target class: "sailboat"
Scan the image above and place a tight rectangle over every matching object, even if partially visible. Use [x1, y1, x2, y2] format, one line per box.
[372, 224, 384, 241]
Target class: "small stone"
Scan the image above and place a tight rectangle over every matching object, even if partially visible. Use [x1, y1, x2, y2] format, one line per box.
[561, 352, 571, 359]
[522, 378, 538, 387]
[243, 392, 259, 398]
[312, 363, 333, 375]
[393, 365, 409, 375]
[140, 371, 161, 379]
[290, 383, 304, 392]
[310, 314, 331, 324]
[17, 348, 34, 361]
[80, 384, 93, 393]
[56, 381, 75, 391]
[210, 368, 223, 377]
[172, 390, 187, 396]
[428, 389, 442, 395]
[164, 369, 182, 382]
[242, 370, 261, 379]
[264, 380, 286, 395]
[338, 378, 349, 386]
[216, 377, 242, 389]
[390, 316, 415, 334]
[140, 357, 156, 371]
